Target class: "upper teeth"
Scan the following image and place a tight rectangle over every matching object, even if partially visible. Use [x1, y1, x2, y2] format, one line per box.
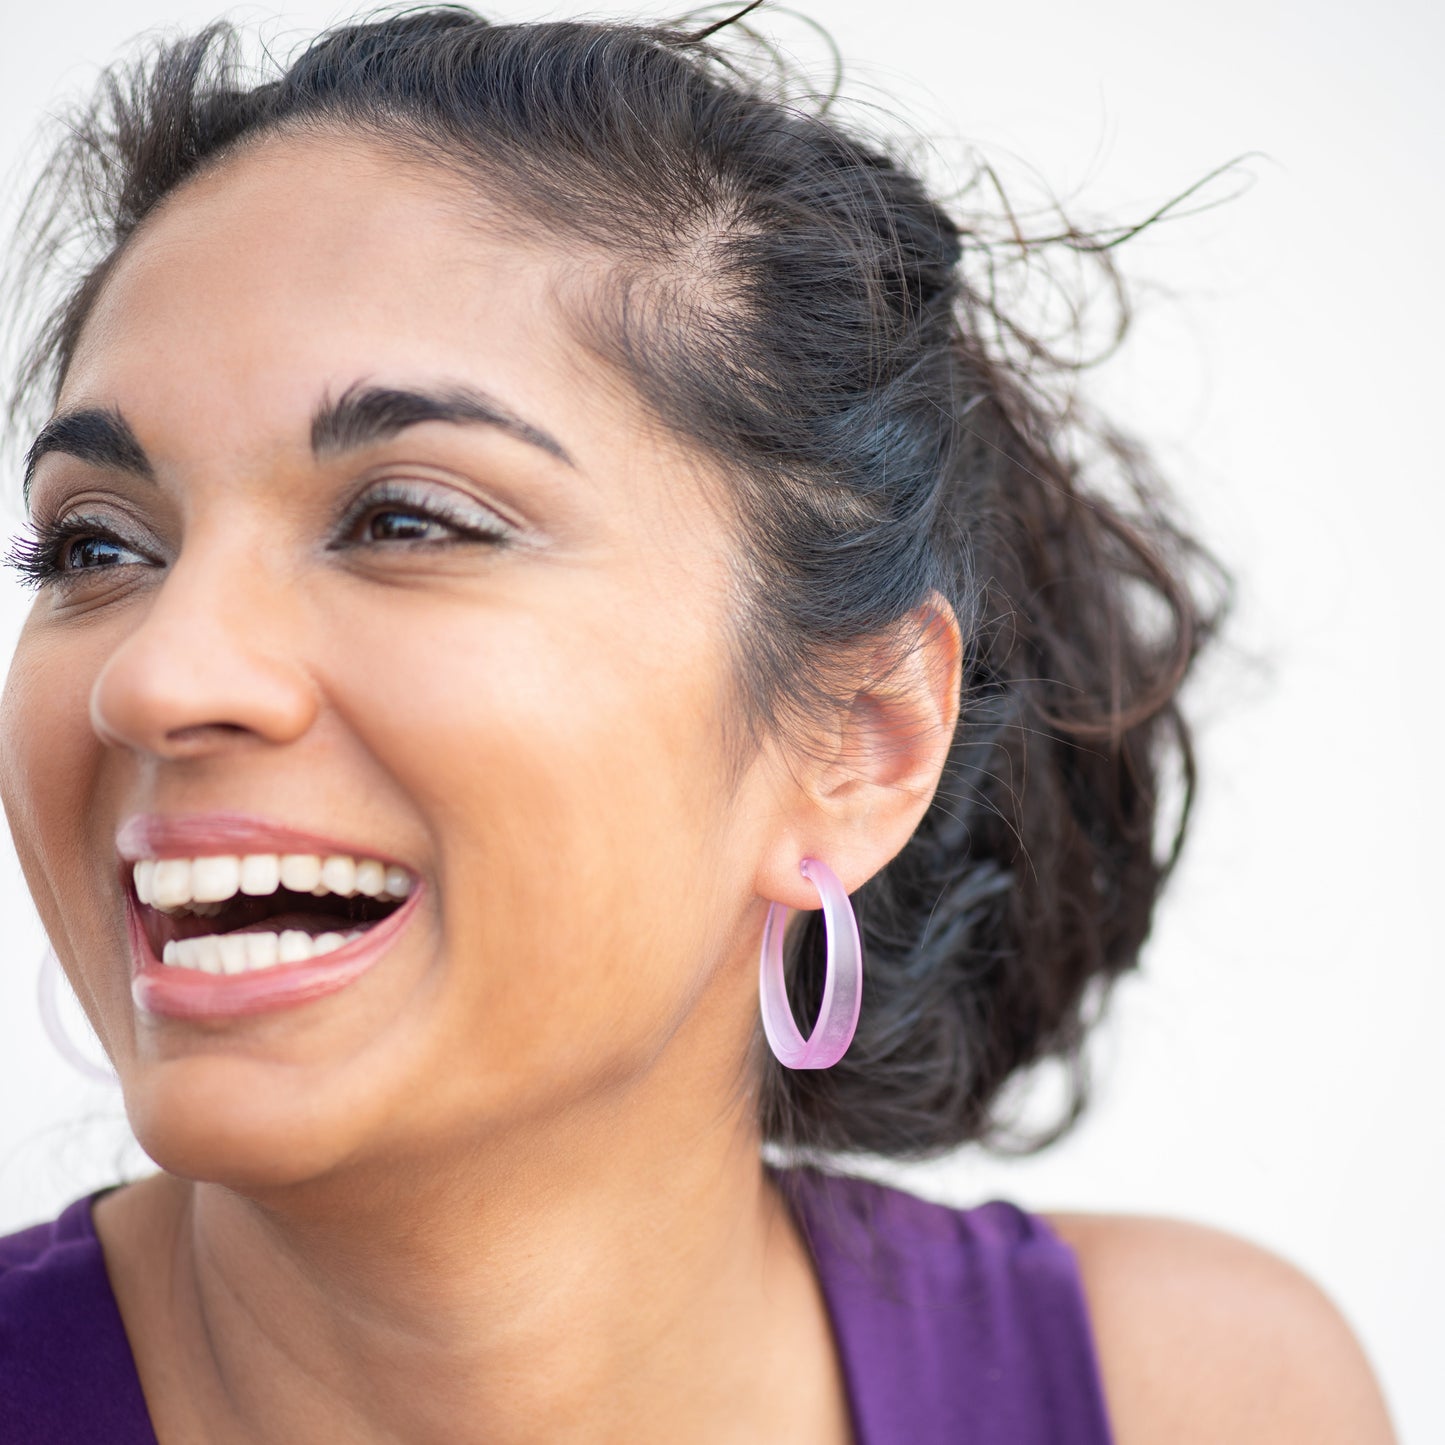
[133, 854, 411, 912]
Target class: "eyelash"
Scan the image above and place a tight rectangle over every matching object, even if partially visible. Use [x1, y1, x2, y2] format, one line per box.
[5, 483, 513, 591]
[329, 480, 514, 553]
[4, 516, 144, 591]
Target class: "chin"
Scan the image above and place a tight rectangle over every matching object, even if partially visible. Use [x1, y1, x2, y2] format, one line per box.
[119, 1056, 367, 1193]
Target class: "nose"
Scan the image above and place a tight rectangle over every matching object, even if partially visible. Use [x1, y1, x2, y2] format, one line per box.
[90, 543, 320, 760]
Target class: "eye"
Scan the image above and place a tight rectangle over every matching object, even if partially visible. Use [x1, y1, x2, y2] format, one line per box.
[357, 506, 460, 543]
[66, 534, 146, 569]
[333, 480, 514, 551]
[5, 516, 155, 590]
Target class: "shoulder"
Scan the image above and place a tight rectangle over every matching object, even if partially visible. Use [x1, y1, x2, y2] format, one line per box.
[0, 1193, 109, 1350]
[0, 1192, 154, 1442]
[0, 1193, 101, 1301]
[1045, 1211, 1397, 1445]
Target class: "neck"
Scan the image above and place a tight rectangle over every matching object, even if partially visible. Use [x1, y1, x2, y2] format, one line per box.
[97, 1082, 850, 1445]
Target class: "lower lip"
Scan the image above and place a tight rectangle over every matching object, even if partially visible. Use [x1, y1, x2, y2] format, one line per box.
[127, 889, 423, 1021]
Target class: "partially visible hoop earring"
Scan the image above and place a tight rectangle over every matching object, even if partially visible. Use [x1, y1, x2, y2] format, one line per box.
[758, 858, 863, 1070]
[37, 948, 119, 1086]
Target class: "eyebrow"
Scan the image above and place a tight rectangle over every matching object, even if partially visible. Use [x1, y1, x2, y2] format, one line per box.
[23, 407, 152, 502]
[22, 380, 574, 501]
[311, 381, 575, 469]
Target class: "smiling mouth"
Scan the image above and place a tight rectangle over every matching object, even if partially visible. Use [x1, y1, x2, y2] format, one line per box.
[132, 852, 415, 975]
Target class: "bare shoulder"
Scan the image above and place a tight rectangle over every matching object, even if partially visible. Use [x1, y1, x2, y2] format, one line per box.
[1044, 1211, 1396, 1445]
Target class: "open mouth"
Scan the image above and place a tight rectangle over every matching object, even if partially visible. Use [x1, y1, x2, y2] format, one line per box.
[131, 852, 415, 975]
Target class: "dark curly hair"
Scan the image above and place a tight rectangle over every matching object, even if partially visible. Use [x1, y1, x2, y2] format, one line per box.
[2, 3, 1228, 1160]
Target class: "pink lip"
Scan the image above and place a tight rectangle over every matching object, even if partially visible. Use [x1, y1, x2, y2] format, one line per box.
[117, 811, 412, 866]
[118, 811, 423, 1021]
[127, 888, 423, 1020]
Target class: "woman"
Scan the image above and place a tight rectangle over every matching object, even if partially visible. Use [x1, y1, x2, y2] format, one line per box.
[0, 6, 1395, 1442]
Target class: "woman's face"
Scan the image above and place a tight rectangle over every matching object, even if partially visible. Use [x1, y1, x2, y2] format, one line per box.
[0, 134, 792, 1189]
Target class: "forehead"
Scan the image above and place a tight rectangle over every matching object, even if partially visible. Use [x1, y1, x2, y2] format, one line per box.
[60, 132, 631, 466]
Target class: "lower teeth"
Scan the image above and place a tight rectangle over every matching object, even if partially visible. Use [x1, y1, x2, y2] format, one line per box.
[160, 929, 364, 974]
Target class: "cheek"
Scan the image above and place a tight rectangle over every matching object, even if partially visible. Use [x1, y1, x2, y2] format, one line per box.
[319, 583, 741, 1074]
[0, 623, 107, 919]
[0, 619, 138, 1042]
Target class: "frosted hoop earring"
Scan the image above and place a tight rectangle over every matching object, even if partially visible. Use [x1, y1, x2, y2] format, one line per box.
[38, 948, 118, 1086]
[759, 858, 863, 1070]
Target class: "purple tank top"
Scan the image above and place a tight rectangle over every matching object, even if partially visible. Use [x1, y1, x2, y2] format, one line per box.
[0, 1167, 1113, 1443]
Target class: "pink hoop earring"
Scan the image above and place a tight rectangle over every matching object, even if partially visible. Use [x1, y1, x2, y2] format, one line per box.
[759, 858, 863, 1070]
[38, 948, 119, 1086]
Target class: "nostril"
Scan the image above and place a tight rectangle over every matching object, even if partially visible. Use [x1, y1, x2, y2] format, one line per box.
[152, 722, 258, 759]
[164, 722, 253, 743]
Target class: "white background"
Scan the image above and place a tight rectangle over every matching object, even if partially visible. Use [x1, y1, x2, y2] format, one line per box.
[0, 2, 1440, 1440]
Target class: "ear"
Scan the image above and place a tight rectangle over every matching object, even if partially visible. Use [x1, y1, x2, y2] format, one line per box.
[754, 591, 963, 910]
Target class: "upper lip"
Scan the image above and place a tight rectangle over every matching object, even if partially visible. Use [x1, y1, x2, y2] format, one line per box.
[116, 812, 414, 868]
